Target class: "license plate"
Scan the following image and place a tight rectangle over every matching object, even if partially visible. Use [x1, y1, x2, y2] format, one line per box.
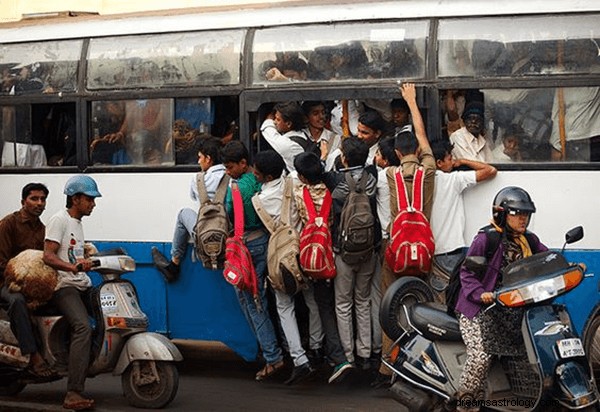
[557, 338, 585, 358]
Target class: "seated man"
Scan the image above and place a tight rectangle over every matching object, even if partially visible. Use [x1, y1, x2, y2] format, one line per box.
[0, 183, 53, 377]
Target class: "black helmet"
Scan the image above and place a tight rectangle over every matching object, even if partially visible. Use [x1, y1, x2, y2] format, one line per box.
[492, 186, 536, 226]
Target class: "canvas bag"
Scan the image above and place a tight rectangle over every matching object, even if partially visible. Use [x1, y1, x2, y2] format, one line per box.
[298, 187, 336, 280]
[385, 166, 435, 276]
[223, 183, 260, 303]
[252, 177, 308, 295]
[338, 171, 375, 265]
[193, 172, 231, 270]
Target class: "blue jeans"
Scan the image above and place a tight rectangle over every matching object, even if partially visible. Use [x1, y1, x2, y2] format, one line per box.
[234, 233, 282, 365]
[171, 207, 197, 260]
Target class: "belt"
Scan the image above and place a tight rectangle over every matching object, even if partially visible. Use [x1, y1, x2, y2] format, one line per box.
[243, 229, 267, 243]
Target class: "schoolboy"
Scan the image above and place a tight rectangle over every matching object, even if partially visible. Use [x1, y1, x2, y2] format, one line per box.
[293, 152, 354, 384]
[221, 141, 285, 381]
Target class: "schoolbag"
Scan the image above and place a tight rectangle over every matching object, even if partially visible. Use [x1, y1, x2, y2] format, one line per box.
[223, 183, 261, 308]
[252, 178, 308, 295]
[299, 187, 336, 280]
[444, 225, 538, 315]
[193, 173, 230, 270]
[289, 133, 321, 158]
[338, 171, 375, 264]
[385, 166, 435, 276]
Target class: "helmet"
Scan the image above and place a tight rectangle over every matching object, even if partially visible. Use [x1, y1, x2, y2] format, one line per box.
[492, 186, 536, 226]
[63, 175, 102, 198]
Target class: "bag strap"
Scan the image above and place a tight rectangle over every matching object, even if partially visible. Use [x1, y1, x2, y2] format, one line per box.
[196, 172, 209, 203]
[303, 186, 317, 220]
[303, 186, 332, 222]
[344, 170, 368, 194]
[214, 174, 231, 203]
[412, 167, 425, 212]
[251, 195, 276, 234]
[197, 173, 230, 204]
[319, 189, 332, 220]
[395, 166, 424, 212]
[280, 177, 293, 226]
[231, 182, 245, 238]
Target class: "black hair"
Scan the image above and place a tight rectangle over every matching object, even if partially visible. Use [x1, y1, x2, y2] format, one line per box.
[294, 152, 323, 184]
[254, 150, 286, 180]
[358, 110, 386, 133]
[22, 183, 49, 201]
[274, 101, 306, 131]
[431, 139, 454, 162]
[379, 137, 400, 166]
[394, 130, 419, 155]
[197, 137, 223, 165]
[341, 136, 369, 167]
[281, 57, 308, 75]
[221, 140, 249, 164]
[301, 101, 326, 115]
[390, 98, 409, 112]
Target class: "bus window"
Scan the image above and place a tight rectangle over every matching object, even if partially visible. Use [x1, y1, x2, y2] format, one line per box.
[252, 20, 428, 84]
[90, 99, 173, 166]
[86, 30, 244, 90]
[0, 40, 81, 95]
[438, 14, 600, 77]
[442, 86, 600, 163]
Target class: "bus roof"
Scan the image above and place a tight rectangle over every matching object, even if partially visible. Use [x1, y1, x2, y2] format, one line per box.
[1, 0, 599, 43]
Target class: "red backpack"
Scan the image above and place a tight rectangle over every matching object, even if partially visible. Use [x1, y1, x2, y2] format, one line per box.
[299, 187, 336, 280]
[385, 167, 435, 276]
[223, 183, 260, 305]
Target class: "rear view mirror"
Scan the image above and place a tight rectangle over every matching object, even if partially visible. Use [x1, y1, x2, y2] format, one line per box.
[464, 256, 487, 276]
[565, 226, 584, 245]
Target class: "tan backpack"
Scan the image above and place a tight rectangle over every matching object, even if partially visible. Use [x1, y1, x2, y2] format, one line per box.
[252, 177, 308, 295]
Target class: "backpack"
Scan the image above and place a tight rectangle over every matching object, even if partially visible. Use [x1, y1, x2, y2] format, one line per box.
[193, 173, 231, 270]
[385, 166, 435, 276]
[338, 171, 375, 265]
[223, 183, 260, 307]
[252, 178, 308, 295]
[289, 133, 321, 158]
[444, 225, 538, 315]
[299, 187, 336, 280]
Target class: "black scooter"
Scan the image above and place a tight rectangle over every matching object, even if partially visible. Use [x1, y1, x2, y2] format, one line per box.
[380, 227, 599, 411]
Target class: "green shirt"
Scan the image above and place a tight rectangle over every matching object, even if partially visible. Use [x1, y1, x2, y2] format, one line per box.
[225, 172, 263, 233]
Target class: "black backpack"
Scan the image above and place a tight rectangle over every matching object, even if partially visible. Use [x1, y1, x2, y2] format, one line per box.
[445, 225, 537, 315]
[289, 133, 321, 158]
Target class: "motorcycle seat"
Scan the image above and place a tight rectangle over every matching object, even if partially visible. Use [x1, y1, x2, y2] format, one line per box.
[408, 302, 462, 341]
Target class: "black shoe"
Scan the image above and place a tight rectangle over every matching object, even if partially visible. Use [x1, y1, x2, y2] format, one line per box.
[369, 351, 381, 371]
[151, 247, 179, 282]
[370, 372, 392, 389]
[355, 356, 371, 371]
[307, 348, 324, 368]
[284, 362, 315, 385]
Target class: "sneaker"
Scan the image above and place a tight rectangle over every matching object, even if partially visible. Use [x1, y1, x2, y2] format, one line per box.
[328, 361, 353, 384]
[151, 247, 180, 282]
[284, 362, 315, 385]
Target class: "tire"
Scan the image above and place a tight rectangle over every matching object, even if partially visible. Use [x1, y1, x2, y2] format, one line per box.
[380, 276, 434, 341]
[0, 381, 26, 396]
[122, 360, 179, 409]
[583, 308, 600, 385]
[389, 381, 431, 412]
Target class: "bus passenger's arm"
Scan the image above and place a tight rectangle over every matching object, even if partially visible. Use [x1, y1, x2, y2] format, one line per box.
[454, 158, 497, 182]
[400, 83, 430, 151]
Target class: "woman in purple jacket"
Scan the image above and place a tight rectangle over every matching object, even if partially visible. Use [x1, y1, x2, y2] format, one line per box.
[454, 186, 547, 412]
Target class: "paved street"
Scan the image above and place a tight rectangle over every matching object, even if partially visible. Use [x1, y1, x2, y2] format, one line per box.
[0, 340, 403, 411]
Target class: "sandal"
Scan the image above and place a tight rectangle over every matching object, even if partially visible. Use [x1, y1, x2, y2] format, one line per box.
[63, 392, 95, 411]
[29, 360, 54, 378]
[255, 360, 285, 381]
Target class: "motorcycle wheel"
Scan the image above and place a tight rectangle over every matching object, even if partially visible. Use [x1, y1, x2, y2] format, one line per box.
[583, 308, 600, 385]
[380, 276, 434, 341]
[122, 360, 179, 409]
[0, 381, 26, 396]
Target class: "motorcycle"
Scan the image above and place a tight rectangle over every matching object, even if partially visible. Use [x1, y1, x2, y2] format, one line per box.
[380, 226, 599, 411]
[0, 247, 183, 409]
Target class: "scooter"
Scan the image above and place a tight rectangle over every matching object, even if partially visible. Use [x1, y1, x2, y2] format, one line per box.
[380, 227, 599, 411]
[0, 247, 183, 409]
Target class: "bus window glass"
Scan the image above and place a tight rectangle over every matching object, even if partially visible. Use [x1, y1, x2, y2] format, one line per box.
[90, 99, 173, 166]
[442, 86, 600, 163]
[87, 30, 244, 90]
[253, 21, 428, 84]
[0, 40, 82, 95]
[438, 14, 600, 77]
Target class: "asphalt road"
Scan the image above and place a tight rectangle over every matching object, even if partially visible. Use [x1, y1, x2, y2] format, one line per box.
[0, 340, 404, 411]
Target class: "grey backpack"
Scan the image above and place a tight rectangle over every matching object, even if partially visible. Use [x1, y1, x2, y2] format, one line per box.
[193, 173, 230, 270]
[338, 171, 375, 264]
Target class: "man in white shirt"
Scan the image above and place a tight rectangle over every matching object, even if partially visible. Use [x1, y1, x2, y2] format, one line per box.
[449, 101, 494, 162]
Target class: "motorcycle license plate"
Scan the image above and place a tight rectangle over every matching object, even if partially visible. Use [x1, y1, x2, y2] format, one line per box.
[557, 338, 584, 358]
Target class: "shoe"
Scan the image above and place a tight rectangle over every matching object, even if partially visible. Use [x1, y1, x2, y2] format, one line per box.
[307, 348, 324, 368]
[355, 356, 371, 371]
[284, 362, 315, 385]
[370, 371, 392, 389]
[151, 247, 179, 282]
[255, 359, 285, 381]
[369, 351, 382, 371]
[328, 361, 353, 384]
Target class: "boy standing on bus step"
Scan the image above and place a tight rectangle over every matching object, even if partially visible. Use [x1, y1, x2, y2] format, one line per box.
[151, 137, 227, 281]
[374, 83, 436, 388]
[301, 100, 340, 159]
[221, 141, 285, 381]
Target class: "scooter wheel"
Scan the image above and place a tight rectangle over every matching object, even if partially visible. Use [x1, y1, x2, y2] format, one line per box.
[389, 380, 431, 412]
[0, 380, 26, 396]
[122, 360, 179, 409]
[583, 308, 600, 386]
[380, 276, 434, 341]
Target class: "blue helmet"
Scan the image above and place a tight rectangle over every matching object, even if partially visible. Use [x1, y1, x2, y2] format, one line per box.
[63, 175, 102, 198]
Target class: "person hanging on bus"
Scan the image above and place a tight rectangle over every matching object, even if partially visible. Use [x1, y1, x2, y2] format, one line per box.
[301, 100, 340, 159]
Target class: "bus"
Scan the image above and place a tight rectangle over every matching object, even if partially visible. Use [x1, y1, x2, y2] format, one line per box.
[0, 0, 599, 375]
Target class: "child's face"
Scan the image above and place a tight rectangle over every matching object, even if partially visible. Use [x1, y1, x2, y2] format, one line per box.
[274, 111, 292, 134]
[357, 122, 381, 147]
[224, 160, 247, 179]
[197, 151, 212, 171]
[374, 148, 387, 168]
[392, 108, 409, 127]
[306, 105, 327, 130]
[503, 136, 519, 155]
[253, 166, 269, 184]
[436, 153, 454, 173]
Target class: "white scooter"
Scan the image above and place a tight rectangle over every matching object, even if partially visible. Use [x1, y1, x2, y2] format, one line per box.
[0, 247, 183, 409]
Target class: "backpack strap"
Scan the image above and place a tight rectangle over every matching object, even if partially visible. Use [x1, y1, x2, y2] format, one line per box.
[395, 166, 425, 212]
[196, 172, 209, 203]
[394, 167, 411, 212]
[231, 182, 245, 238]
[197, 172, 230, 204]
[303, 186, 331, 222]
[213, 174, 230, 203]
[289, 135, 310, 151]
[345, 170, 368, 194]
[303, 186, 317, 220]
[251, 195, 277, 234]
[280, 177, 293, 226]
[481, 224, 539, 259]
[320, 189, 332, 220]
[412, 167, 425, 212]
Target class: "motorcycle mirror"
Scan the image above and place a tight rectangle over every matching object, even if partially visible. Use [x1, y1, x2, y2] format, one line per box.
[565, 226, 584, 245]
[464, 256, 487, 275]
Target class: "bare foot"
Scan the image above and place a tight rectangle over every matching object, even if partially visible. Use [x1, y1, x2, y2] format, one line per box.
[63, 391, 94, 410]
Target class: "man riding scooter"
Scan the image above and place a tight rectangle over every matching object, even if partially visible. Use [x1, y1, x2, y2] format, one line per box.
[454, 186, 546, 411]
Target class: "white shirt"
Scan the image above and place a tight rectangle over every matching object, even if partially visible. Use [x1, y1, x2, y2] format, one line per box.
[550, 86, 600, 149]
[431, 169, 477, 254]
[261, 119, 305, 172]
[450, 127, 493, 163]
[45, 209, 92, 291]
[376, 167, 391, 239]
[190, 164, 227, 206]
[257, 177, 285, 221]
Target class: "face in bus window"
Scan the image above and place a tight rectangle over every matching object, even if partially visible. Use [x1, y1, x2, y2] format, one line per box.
[464, 114, 484, 137]
[306, 105, 327, 131]
[392, 108, 409, 128]
[357, 122, 381, 147]
[274, 111, 292, 134]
